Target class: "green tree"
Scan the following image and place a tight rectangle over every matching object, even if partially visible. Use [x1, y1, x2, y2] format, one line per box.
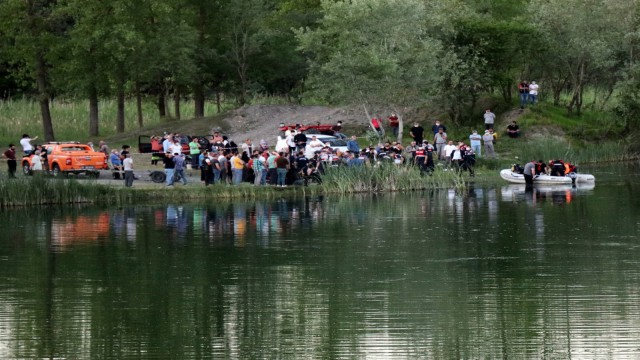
[298, 0, 455, 141]
[0, 0, 63, 141]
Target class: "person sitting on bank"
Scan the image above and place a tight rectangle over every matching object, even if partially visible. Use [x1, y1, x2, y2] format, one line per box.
[507, 121, 520, 138]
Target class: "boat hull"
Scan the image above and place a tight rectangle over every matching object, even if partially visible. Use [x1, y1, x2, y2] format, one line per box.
[500, 169, 573, 185]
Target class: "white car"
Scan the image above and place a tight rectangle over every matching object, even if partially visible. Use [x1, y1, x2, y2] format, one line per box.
[308, 134, 348, 153]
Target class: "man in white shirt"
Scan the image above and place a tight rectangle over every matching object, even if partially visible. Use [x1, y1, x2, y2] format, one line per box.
[20, 134, 38, 155]
[469, 130, 482, 157]
[169, 139, 182, 156]
[123, 153, 134, 187]
[529, 81, 539, 104]
[305, 136, 324, 158]
[443, 141, 456, 166]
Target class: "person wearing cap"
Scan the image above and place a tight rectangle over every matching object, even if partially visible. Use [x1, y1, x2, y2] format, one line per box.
[469, 130, 482, 157]
[529, 81, 539, 104]
[482, 130, 495, 158]
[484, 109, 495, 130]
[3, 143, 17, 178]
[20, 134, 38, 156]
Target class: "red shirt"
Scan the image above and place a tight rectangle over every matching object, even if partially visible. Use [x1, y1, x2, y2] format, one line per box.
[388, 116, 399, 128]
[3, 148, 16, 160]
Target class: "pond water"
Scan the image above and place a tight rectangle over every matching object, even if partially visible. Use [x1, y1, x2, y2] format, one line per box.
[1, 165, 640, 359]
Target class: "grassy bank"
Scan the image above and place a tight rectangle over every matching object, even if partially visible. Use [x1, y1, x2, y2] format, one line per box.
[0, 98, 232, 147]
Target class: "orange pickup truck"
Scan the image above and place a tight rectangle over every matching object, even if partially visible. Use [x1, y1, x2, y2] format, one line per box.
[22, 142, 108, 177]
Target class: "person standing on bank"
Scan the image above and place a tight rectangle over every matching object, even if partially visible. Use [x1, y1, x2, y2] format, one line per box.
[518, 80, 529, 109]
[482, 130, 496, 159]
[469, 130, 482, 157]
[529, 81, 539, 104]
[483, 109, 495, 130]
[3, 143, 17, 178]
[409, 122, 425, 145]
[123, 153, 134, 187]
[388, 113, 400, 138]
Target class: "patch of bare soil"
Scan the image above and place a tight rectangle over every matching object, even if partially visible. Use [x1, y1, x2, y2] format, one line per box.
[223, 105, 370, 144]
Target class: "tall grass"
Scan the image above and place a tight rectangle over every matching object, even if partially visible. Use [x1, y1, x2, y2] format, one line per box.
[507, 138, 633, 164]
[0, 98, 232, 146]
[318, 163, 468, 194]
[0, 177, 315, 208]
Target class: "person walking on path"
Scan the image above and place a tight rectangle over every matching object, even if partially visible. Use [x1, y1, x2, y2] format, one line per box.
[469, 130, 482, 157]
[123, 153, 134, 187]
[173, 153, 188, 185]
[482, 130, 496, 158]
[3, 144, 17, 178]
[483, 109, 495, 130]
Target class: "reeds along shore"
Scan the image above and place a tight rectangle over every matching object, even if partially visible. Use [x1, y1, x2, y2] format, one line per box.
[0, 165, 475, 207]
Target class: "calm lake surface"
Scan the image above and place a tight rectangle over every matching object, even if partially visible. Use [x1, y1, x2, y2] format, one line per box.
[1, 165, 640, 359]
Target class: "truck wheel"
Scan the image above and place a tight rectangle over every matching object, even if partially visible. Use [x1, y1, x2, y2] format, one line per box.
[150, 171, 166, 183]
[52, 164, 64, 177]
[22, 162, 32, 176]
[88, 171, 100, 179]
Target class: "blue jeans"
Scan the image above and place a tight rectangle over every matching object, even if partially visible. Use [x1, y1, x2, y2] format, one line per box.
[213, 168, 220, 183]
[165, 168, 175, 186]
[520, 93, 528, 107]
[261, 169, 267, 185]
[472, 144, 481, 157]
[232, 169, 243, 184]
[175, 169, 187, 185]
[529, 94, 537, 104]
[277, 168, 287, 186]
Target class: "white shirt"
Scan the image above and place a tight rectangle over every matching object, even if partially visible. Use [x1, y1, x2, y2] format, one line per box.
[30, 155, 42, 170]
[123, 157, 133, 171]
[529, 83, 539, 95]
[169, 143, 182, 155]
[452, 147, 462, 161]
[484, 112, 496, 124]
[20, 138, 34, 152]
[444, 144, 456, 157]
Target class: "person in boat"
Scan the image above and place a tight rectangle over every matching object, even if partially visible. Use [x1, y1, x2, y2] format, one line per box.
[523, 160, 536, 185]
[549, 159, 565, 176]
[535, 160, 548, 175]
[564, 161, 577, 174]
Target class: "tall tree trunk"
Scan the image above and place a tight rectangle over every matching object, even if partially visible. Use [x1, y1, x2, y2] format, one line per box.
[89, 84, 99, 136]
[116, 80, 125, 133]
[35, 52, 55, 141]
[158, 93, 166, 118]
[136, 81, 143, 127]
[194, 83, 205, 118]
[174, 87, 181, 121]
[216, 91, 221, 113]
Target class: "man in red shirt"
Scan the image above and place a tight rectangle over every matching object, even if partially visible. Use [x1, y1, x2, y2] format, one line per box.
[388, 113, 399, 137]
[2, 143, 17, 178]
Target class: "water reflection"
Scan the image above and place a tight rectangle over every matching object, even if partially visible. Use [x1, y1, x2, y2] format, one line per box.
[2, 180, 640, 359]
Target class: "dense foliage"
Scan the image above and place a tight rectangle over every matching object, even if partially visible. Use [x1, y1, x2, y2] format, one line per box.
[1, 0, 639, 139]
